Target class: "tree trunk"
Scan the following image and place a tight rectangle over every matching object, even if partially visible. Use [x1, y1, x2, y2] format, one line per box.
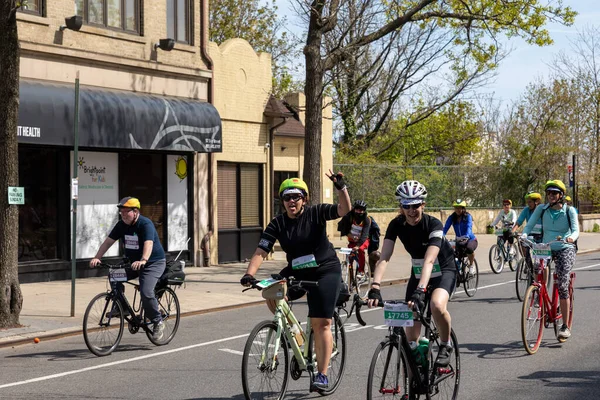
[303, 6, 325, 203]
[0, 2, 23, 328]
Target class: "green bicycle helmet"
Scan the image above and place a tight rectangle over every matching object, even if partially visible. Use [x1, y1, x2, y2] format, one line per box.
[279, 178, 309, 197]
[452, 199, 467, 208]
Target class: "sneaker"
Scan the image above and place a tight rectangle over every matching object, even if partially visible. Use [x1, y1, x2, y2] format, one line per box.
[435, 345, 453, 367]
[558, 325, 571, 339]
[310, 372, 329, 392]
[152, 321, 165, 340]
[468, 266, 475, 277]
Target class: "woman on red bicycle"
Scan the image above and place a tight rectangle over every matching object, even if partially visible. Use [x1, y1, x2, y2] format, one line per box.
[522, 180, 578, 339]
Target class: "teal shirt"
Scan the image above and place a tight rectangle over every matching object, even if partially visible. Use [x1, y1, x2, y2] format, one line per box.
[516, 207, 542, 234]
[523, 204, 579, 251]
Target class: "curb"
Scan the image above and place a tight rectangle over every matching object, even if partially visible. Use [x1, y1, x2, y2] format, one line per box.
[0, 277, 412, 349]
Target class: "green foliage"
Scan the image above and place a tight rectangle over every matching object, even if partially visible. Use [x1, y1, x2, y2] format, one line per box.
[593, 223, 600, 233]
[209, 0, 302, 98]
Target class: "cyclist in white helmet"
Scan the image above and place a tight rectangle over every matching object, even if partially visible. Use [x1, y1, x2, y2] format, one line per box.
[368, 180, 457, 367]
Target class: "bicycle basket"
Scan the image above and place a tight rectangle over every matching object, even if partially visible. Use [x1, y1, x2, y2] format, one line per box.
[531, 243, 552, 260]
[260, 280, 287, 300]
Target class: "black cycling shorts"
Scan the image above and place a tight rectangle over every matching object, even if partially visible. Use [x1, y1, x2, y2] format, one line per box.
[279, 263, 341, 319]
[405, 268, 456, 302]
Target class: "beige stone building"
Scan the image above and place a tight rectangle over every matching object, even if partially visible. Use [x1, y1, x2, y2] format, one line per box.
[16, 0, 220, 282]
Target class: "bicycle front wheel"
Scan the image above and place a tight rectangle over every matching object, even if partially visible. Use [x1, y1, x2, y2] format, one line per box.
[515, 259, 530, 302]
[242, 321, 289, 400]
[355, 259, 372, 299]
[367, 339, 409, 400]
[309, 312, 347, 396]
[341, 261, 350, 285]
[83, 292, 124, 357]
[428, 329, 460, 400]
[463, 259, 479, 297]
[508, 243, 519, 271]
[147, 286, 181, 346]
[488, 245, 504, 274]
[521, 285, 545, 355]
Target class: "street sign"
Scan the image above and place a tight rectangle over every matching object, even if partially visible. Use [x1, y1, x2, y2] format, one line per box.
[568, 165, 574, 188]
[8, 186, 24, 205]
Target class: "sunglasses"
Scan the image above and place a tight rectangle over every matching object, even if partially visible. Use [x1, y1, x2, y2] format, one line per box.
[283, 194, 303, 202]
[401, 203, 422, 210]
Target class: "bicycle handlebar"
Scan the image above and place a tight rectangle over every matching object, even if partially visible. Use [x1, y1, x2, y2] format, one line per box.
[242, 277, 319, 293]
[354, 295, 427, 328]
[519, 236, 572, 247]
[97, 262, 132, 269]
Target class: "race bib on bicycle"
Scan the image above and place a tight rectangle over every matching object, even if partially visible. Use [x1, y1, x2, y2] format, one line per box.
[109, 268, 128, 282]
[384, 302, 414, 327]
[292, 254, 318, 270]
[124, 234, 139, 250]
[532, 243, 552, 260]
[412, 259, 441, 278]
[256, 278, 282, 289]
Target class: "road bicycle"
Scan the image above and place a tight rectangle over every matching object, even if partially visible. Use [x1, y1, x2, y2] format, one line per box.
[489, 228, 520, 274]
[355, 291, 460, 399]
[520, 237, 575, 355]
[338, 247, 371, 299]
[448, 237, 479, 298]
[241, 277, 347, 399]
[83, 260, 182, 356]
[515, 238, 552, 302]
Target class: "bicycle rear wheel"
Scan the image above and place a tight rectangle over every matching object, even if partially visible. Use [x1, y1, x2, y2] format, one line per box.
[515, 259, 531, 302]
[309, 312, 347, 396]
[367, 339, 409, 400]
[83, 292, 124, 357]
[242, 320, 289, 400]
[488, 245, 504, 274]
[463, 259, 479, 297]
[341, 260, 350, 285]
[508, 243, 519, 271]
[521, 285, 545, 354]
[147, 286, 181, 345]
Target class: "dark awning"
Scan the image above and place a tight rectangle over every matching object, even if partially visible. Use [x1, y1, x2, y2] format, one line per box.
[17, 80, 222, 153]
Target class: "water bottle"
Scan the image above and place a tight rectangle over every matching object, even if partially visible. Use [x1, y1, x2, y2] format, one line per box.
[417, 337, 430, 367]
[290, 324, 304, 346]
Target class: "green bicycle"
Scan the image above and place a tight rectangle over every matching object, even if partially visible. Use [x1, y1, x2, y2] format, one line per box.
[241, 277, 347, 399]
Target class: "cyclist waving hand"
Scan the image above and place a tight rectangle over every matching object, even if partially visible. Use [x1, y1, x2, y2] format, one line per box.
[367, 181, 457, 367]
[241, 171, 351, 392]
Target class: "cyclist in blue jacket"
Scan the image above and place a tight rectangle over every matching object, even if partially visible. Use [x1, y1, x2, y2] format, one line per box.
[443, 199, 478, 275]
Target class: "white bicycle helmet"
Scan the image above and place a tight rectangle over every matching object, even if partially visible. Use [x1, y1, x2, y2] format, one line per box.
[395, 180, 428, 205]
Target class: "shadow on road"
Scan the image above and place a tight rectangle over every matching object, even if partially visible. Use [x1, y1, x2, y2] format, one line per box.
[519, 369, 600, 388]
[5, 344, 152, 361]
[452, 296, 519, 305]
[185, 389, 315, 400]
[459, 340, 527, 360]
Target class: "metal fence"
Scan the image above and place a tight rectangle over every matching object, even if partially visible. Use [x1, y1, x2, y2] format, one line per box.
[333, 163, 537, 211]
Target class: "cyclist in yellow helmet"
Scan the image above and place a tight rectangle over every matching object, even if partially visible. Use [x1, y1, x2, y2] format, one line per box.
[522, 179, 578, 340]
[443, 199, 478, 274]
[513, 192, 543, 239]
[241, 170, 351, 391]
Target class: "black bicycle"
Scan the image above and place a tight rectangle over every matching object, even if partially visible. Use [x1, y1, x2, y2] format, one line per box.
[83, 260, 182, 356]
[356, 293, 460, 400]
[449, 237, 479, 298]
[489, 228, 520, 274]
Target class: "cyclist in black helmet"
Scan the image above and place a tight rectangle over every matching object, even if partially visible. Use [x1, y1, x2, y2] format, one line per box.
[337, 200, 374, 278]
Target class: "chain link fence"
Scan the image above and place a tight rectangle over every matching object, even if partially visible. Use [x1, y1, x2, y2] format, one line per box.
[333, 163, 538, 211]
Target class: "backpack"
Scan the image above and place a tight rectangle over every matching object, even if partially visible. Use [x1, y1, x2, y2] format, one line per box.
[368, 216, 381, 253]
[540, 204, 578, 252]
[157, 259, 186, 288]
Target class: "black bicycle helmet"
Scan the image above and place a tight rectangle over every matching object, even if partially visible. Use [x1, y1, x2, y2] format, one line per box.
[353, 200, 367, 210]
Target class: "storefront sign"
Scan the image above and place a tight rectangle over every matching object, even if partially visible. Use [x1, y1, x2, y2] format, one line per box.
[8, 187, 24, 205]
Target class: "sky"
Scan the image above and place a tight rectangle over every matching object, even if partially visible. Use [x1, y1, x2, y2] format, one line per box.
[276, 0, 598, 106]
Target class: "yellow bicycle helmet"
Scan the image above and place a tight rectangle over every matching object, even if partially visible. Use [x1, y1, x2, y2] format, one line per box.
[279, 178, 309, 197]
[565, 195, 572, 202]
[452, 199, 467, 208]
[524, 192, 542, 201]
[544, 179, 566, 194]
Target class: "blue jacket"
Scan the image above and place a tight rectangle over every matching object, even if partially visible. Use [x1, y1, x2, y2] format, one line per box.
[443, 213, 476, 240]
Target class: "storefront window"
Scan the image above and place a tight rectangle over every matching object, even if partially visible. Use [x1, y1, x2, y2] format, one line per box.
[18, 148, 58, 261]
[120, 153, 164, 244]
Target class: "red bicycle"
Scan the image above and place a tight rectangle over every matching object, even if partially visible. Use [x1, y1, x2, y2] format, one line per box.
[520, 237, 575, 355]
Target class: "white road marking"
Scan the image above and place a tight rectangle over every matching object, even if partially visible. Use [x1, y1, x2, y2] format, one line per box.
[2, 262, 598, 390]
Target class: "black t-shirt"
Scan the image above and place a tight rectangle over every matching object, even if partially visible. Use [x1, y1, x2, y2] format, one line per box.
[384, 213, 455, 273]
[258, 204, 340, 271]
[109, 215, 165, 262]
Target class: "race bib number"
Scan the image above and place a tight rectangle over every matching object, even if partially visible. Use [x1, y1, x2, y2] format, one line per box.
[384, 302, 414, 327]
[412, 259, 441, 278]
[292, 254, 318, 270]
[109, 268, 128, 282]
[124, 234, 139, 250]
[532, 244, 552, 260]
[350, 224, 362, 238]
[256, 278, 281, 289]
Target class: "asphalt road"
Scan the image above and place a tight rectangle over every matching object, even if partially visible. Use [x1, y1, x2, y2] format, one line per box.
[1, 253, 600, 400]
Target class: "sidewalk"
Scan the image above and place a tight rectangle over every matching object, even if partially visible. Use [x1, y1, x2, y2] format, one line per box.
[2, 233, 599, 347]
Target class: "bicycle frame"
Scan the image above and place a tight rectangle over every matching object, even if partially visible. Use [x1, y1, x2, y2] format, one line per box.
[107, 278, 154, 334]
